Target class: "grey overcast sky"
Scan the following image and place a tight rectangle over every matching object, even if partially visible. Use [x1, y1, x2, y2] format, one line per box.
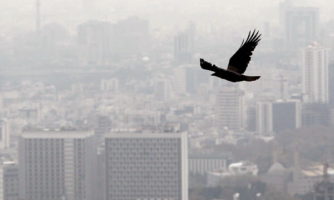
[0, 0, 333, 34]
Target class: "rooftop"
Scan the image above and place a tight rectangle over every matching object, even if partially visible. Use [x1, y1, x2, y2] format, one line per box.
[21, 131, 94, 139]
[106, 132, 186, 139]
[302, 165, 334, 177]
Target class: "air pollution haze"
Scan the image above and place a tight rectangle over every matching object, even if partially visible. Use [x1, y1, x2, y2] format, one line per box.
[0, 0, 334, 200]
[0, 0, 333, 32]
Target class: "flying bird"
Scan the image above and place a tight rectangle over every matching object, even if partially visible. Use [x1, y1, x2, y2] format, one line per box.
[200, 30, 261, 82]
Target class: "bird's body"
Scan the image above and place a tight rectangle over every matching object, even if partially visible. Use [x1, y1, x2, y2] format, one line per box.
[209, 65, 260, 82]
[200, 30, 261, 82]
[212, 69, 244, 82]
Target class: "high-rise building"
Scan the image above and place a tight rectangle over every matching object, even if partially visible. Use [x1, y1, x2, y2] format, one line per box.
[174, 24, 195, 64]
[256, 100, 301, 136]
[185, 65, 208, 95]
[256, 101, 274, 136]
[329, 63, 334, 107]
[105, 132, 188, 200]
[216, 84, 245, 131]
[0, 161, 19, 200]
[18, 131, 97, 200]
[329, 63, 334, 125]
[283, 6, 319, 48]
[279, 0, 292, 26]
[302, 43, 329, 103]
[246, 106, 256, 132]
[95, 148, 105, 200]
[77, 21, 114, 65]
[0, 120, 10, 149]
[112, 17, 150, 58]
[153, 78, 172, 101]
[278, 75, 288, 100]
[272, 101, 301, 133]
[78, 17, 150, 64]
[302, 103, 330, 127]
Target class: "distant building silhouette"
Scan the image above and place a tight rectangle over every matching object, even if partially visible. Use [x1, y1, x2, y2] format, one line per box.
[301, 103, 330, 127]
[105, 132, 188, 200]
[77, 21, 114, 65]
[279, 0, 292, 26]
[216, 84, 245, 131]
[271, 101, 301, 133]
[278, 75, 289, 100]
[246, 106, 257, 132]
[172, 65, 208, 95]
[302, 43, 329, 103]
[154, 78, 172, 100]
[112, 17, 150, 58]
[329, 63, 334, 107]
[329, 63, 334, 124]
[77, 17, 150, 64]
[174, 24, 195, 64]
[256, 100, 301, 136]
[256, 101, 274, 136]
[0, 119, 10, 149]
[282, 6, 319, 48]
[185, 65, 208, 94]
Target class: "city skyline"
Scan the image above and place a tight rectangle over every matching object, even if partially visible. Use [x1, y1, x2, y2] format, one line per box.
[1, 0, 334, 200]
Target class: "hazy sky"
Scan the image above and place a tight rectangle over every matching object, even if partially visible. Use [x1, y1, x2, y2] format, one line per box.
[0, 0, 334, 34]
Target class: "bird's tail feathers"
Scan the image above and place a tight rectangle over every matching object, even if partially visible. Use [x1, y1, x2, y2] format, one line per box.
[244, 76, 261, 81]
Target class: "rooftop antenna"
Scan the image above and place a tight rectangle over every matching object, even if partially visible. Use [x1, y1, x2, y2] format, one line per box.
[36, 0, 41, 31]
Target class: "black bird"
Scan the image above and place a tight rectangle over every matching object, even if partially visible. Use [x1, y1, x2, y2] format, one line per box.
[200, 30, 261, 82]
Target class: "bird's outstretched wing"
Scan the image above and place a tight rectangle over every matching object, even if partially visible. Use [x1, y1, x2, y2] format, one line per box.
[200, 58, 221, 72]
[227, 30, 261, 74]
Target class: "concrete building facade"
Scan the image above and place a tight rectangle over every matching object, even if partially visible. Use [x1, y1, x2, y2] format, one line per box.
[18, 131, 96, 200]
[105, 132, 188, 200]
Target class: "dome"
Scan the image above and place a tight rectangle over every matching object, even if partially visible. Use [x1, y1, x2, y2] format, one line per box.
[268, 162, 286, 174]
